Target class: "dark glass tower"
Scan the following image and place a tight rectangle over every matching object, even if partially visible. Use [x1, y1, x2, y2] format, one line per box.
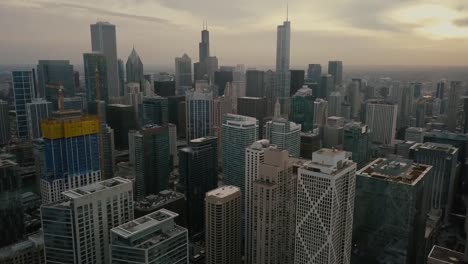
[178, 137, 217, 238]
[307, 64, 322, 82]
[328, 61, 343, 87]
[83, 53, 108, 103]
[142, 96, 168, 126]
[246, 70, 265, 97]
[289, 70, 305, 96]
[37, 60, 75, 100]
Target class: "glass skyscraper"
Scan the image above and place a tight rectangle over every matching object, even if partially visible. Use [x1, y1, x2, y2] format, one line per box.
[36, 60, 75, 100]
[290, 86, 314, 132]
[83, 52, 108, 103]
[142, 96, 168, 126]
[12, 71, 34, 139]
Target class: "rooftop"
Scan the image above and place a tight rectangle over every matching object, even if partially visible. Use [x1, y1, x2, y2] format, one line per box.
[411, 142, 458, 155]
[358, 158, 431, 185]
[63, 177, 131, 199]
[302, 148, 354, 175]
[206, 185, 240, 199]
[428, 246, 463, 263]
[135, 190, 184, 211]
[112, 209, 179, 239]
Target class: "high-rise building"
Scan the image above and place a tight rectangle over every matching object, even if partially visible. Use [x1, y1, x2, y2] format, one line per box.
[168, 123, 178, 167]
[214, 70, 233, 97]
[186, 81, 214, 140]
[83, 52, 108, 102]
[405, 126, 425, 143]
[141, 96, 168, 126]
[110, 209, 189, 264]
[344, 122, 371, 168]
[118, 58, 125, 96]
[447, 81, 462, 132]
[178, 137, 218, 237]
[35, 114, 101, 203]
[300, 132, 322, 159]
[313, 98, 328, 128]
[295, 149, 357, 264]
[0, 100, 10, 145]
[328, 91, 343, 117]
[464, 97, 468, 133]
[37, 60, 75, 99]
[129, 125, 170, 200]
[205, 186, 242, 264]
[154, 80, 175, 97]
[328, 61, 343, 87]
[353, 158, 432, 264]
[106, 104, 138, 149]
[317, 74, 334, 99]
[0, 158, 24, 247]
[347, 80, 362, 120]
[199, 26, 210, 63]
[265, 101, 301, 157]
[306, 64, 322, 82]
[41, 177, 133, 264]
[168, 95, 185, 129]
[252, 147, 296, 264]
[12, 71, 35, 139]
[175, 54, 192, 95]
[90, 21, 119, 98]
[290, 69, 305, 96]
[26, 98, 52, 140]
[323, 116, 344, 149]
[398, 86, 415, 129]
[411, 142, 459, 222]
[125, 47, 144, 85]
[0, 232, 44, 264]
[237, 97, 267, 139]
[101, 123, 115, 180]
[365, 101, 398, 145]
[223, 114, 258, 201]
[246, 70, 265, 97]
[290, 86, 314, 132]
[276, 19, 291, 101]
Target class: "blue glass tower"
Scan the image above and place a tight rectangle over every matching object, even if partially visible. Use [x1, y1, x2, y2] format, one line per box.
[12, 71, 34, 139]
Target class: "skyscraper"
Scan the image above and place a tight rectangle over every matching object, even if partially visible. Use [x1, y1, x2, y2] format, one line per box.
[214, 70, 233, 96]
[141, 96, 168, 126]
[83, 52, 108, 103]
[90, 21, 119, 98]
[447, 81, 462, 132]
[290, 86, 314, 132]
[125, 47, 144, 84]
[199, 26, 210, 63]
[12, 70, 34, 139]
[205, 186, 242, 264]
[0, 158, 24, 247]
[328, 91, 344, 117]
[0, 100, 10, 145]
[110, 209, 189, 264]
[313, 98, 328, 128]
[353, 158, 432, 264]
[36, 114, 101, 204]
[106, 104, 138, 149]
[223, 114, 258, 200]
[186, 81, 214, 140]
[398, 85, 415, 129]
[328, 60, 343, 87]
[129, 125, 170, 200]
[306, 64, 322, 82]
[464, 97, 468, 133]
[101, 123, 115, 180]
[175, 54, 192, 95]
[37, 60, 75, 99]
[289, 69, 305, 96]
[237, 97, 267, 139]
[26, 98, 52, 140]
[178, 137, 218, 237]
[41, 177, 133, 264]
[323, 116, 345, 149]
[343, 122, 371, 168]
[295, 149, 356, 264]
[275, 19, 291, 99]
[317, 74, 334, 99]
[246, 70, 265, 97]
[252, 147, 296, 264]
[365, 101, 398, 145]
[118, 58, 125, 96]
[347, 80, 362, 120]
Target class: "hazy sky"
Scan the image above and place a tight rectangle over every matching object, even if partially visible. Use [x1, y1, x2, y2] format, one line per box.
[2, 0, 468, 68]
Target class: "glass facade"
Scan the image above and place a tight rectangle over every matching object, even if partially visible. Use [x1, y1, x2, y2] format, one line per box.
[12, 71, 34, 139]
[83, 53, 108, 103]
[37, 60, 75, 100]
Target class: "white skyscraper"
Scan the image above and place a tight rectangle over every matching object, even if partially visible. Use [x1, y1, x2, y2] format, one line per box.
[295, 149, 357, 264]
[365, 101, 398, 145]
[314, 99, 328, 127]
[175, 54, 193, 95]
[328, 91, 343, 117]
[186, 81, 214, 140]
[91, 21, 119, 98]
[245, 139, 270, 264]
[41, 177, 134, 264]
[275, 16, 291, 107]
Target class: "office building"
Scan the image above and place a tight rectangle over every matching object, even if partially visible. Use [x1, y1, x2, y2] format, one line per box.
[411, 142, 458, 222]
[168, 123, 178, 167]
[405, 127, 426, 143]
[36, 114, 101, 203]
[447, 81, 462, 132]
[295, 149, 357, 264]
[90, 21, 119, 98]
[178, 137, 217, 237]
[0, 159, 24, 247]
[328, 91, 343, 117]
[134, 190, 186, 226]
[0, 100, 10, 145]
[154, 80, 175, 97]
[290, 69, 305, 96]
[37, 60, 75, 99]
[397, 86, 415, 129]
[0, 232, 44, 264]
[41, 177, 133, 264]
[168, 95, 185, 129]
[175, 54, 192, 95]
[323, 116, 344, 149]
[313, 98, 328, 128]
[129, 125, 170, 200]
[317, 74, 333, 99]
[328, 60, 343, 87]
[214, 70, 233, 96]
[118, 58, 125, 96]
[464, 97, 468, 133]
[306, 64, 321, 82]
[83, 52, 108, 102]
[264, 69, 277, 115]
[343, 122, 371, 168]
[223, 114, 258, 201]
[237, 97, 267, 139]
[300, 132, 322, 159]
[290, 86, 314, 132]
[12, 71, 35, 139]
[365, 101, 398, 145]
[252, 147, 296, 264]
[101, 124, 115, 180]
[427, 246, 464, 264]
[110, 209, 188, 264]
[126, 47, 144, 84]
[276, 19, 291, 100]
[106, 104, 138, 149]
[205, 186, 241, 264]
[246, 70, 265, 97]
[353, 158, 432, 264]
[186, 82, 214, 140]
[347, 80, 362, 120]
[141, 96, 168, 126]
[26, 99, 52, 140]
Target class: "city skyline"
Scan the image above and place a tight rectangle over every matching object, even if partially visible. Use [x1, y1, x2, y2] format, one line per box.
[2, 1, 468, 66]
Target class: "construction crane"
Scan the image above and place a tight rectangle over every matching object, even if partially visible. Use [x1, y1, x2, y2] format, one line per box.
[45, 84, 65, 111]
[95, 67, 105, 178]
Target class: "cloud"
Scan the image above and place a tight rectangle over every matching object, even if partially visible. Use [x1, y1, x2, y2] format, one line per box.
[454, 17, 468, 26]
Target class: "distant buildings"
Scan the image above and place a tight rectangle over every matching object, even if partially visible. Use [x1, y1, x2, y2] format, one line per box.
[205, 186, 242, 264]
[186, 82, 214, 140]
[364, 101, 398, 145]
[447, 81, 462, 132]
[0, 232, 44, 264]
[175, 54, 192, 95]
[275, 20, 291, 100]
[41, 177, 133, 264]
[12, 71, 34, 139]
[295, 149, 356, 264]
[306, 64, 321, 82]
[125, 47, 144, 85]
[110, 209, 188, 264]
[328, 60, 343, 87]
